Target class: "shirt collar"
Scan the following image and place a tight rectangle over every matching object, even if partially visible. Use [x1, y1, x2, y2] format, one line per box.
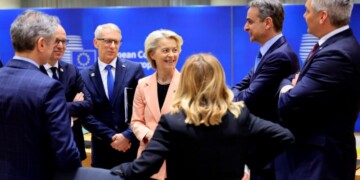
[98, 57, 117, 71]
[43, 62, 59, 70]
[13, 56, 40, 68]
[259, 33, 283, 57]
[318, 25, 349, 46]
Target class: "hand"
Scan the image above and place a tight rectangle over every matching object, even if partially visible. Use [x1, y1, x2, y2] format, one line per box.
[73, 92, 84, 102]
[291, 72, 299, 86]
[71, 116, 79, 122]
[280, 85, 293, 95]
[111, 133, 131, 152]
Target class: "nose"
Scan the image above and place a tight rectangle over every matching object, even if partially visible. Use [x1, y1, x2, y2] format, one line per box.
[244, 23, 249, 31]
[110, 41, 115, 48]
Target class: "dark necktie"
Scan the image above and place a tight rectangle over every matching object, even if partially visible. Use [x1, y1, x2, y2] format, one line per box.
[307, 43, 319, 60]
[50, 67, 58, 80]
[254, 51, 262, 71]
[105, 65, 114, 101]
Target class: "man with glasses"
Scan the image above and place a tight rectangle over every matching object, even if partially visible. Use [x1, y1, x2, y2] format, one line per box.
[81, 23, 145, 169]
[40, 24, 93, 163]
[0, 10, 81, 179]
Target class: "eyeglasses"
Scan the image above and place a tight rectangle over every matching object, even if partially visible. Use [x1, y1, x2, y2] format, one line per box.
[55, 39, 69, 45]
[97, 38, 122, 46]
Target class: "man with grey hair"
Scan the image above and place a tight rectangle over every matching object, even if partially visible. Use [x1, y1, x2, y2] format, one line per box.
[278, 0, 360, 179]
[231, 0, 299, 179]
[81, 23, 145, 169]
[0, 10, 81, 179]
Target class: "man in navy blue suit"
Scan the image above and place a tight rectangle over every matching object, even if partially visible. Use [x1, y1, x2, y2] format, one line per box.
[231, 0, 299, 179]
[278, 0, 360, 179]
[81, 23, 145, 169]
[0, 10, 81, 180]
[40, 24, 93, 161]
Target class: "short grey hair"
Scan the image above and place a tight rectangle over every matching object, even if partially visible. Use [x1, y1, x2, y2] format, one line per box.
[249, 0, 284, 32]
[312, 0, 353, 27]
[94, 23, 122, 38]
[144, 29, 183, 69]
[10, 10, 60, 52]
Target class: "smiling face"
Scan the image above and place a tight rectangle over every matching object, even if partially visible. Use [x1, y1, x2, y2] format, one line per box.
[94, 27, 121, 64]
[150, 37, 179, 72]
[49, 25, 66, 64]
[244, 7, 268, 45]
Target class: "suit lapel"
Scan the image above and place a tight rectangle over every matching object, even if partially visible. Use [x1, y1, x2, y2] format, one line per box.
[144, 73, 162, 121]
[161, 70, 180, 114]
[298, 29, 353, 81]
[251, 36, 286, 81]
[112, 58, 126, 105]
[58, 61, 65, 83]
[89, 61, 108, 101]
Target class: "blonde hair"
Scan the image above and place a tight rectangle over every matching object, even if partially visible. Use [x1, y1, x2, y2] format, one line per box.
[144, 29, 183, 69]
[171, 53, 244, 126]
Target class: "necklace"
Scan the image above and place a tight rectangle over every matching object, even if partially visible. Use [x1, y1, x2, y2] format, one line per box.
[157, 79, 170, 85]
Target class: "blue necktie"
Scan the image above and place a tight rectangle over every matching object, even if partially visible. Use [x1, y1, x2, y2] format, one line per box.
[50, 67, 58, 80]
[105, 65, 114, 101]
[254, 51, 262, 71]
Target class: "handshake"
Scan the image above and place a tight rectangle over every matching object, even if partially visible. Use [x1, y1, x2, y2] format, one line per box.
[111, 133, 131, 152]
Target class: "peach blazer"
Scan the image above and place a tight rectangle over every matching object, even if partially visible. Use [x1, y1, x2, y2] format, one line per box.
[131, 70, 180, 180]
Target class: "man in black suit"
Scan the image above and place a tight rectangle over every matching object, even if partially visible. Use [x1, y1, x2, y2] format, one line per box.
[40, 24, 92, 161]
[0, 59, 3, 67]
[277, 0, 360, 179]
[231, 0, 299, 179]
[0, 10, 80, 179]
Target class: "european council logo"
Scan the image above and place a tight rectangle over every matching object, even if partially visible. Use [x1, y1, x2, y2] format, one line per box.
[72, 50, 97, 70]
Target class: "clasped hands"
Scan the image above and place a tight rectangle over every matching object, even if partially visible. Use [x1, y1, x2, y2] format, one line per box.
[111, 133, 131, 152]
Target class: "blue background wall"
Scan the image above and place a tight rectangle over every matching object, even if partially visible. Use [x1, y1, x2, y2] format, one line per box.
[0, 5, 360, 130]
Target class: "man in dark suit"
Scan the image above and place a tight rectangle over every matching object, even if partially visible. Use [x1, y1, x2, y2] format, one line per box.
[231, 0, 299, 179]
[81, 23, 145, 169]
[278, 0, 360, 179]
[0, 10, 80, 180]
[0, 59, 3, 67]
[40, 24, 92, 161]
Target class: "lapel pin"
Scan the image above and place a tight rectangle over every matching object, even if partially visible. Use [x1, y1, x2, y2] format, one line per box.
[91, 73, 95, 77]
[60, 68, 64, 72]
[122, 64, 126, 68]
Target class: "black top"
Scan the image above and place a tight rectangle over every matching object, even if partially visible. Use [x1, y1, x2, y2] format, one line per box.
[157, 83, 170, 110]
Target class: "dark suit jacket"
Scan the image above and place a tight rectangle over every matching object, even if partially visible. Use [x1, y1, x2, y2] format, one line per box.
[40, 61, 93, 160]
[111, 106, 294, 180]
[278, 29, 360, 180]
[232, 36, 299, 122]
[0, 59, 81, 180]
[0, 60, 3, 67]
[81, 57, 145, 169]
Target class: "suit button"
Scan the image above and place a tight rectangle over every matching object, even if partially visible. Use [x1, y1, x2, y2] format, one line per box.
[115, 125, 118, 130]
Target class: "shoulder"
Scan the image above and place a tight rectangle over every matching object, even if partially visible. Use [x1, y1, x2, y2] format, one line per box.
[138, 73, 156, 85]
[159, 111, 186, 127]
[119, 58, 142, 69]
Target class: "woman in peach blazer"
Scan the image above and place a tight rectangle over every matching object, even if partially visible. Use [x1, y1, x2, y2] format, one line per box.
[130, 29, 183, 180]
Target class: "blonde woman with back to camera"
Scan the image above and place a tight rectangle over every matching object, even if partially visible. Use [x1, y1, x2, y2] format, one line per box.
[111, 53, 295, 180]
[130, 29, 183, 180]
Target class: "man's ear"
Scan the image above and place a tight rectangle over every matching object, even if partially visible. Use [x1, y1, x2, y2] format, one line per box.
[94, 38, 99, 49]
[264, 17, 273, 30]
[36, 37, 46, 52]
[319, 10, 328, 25]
